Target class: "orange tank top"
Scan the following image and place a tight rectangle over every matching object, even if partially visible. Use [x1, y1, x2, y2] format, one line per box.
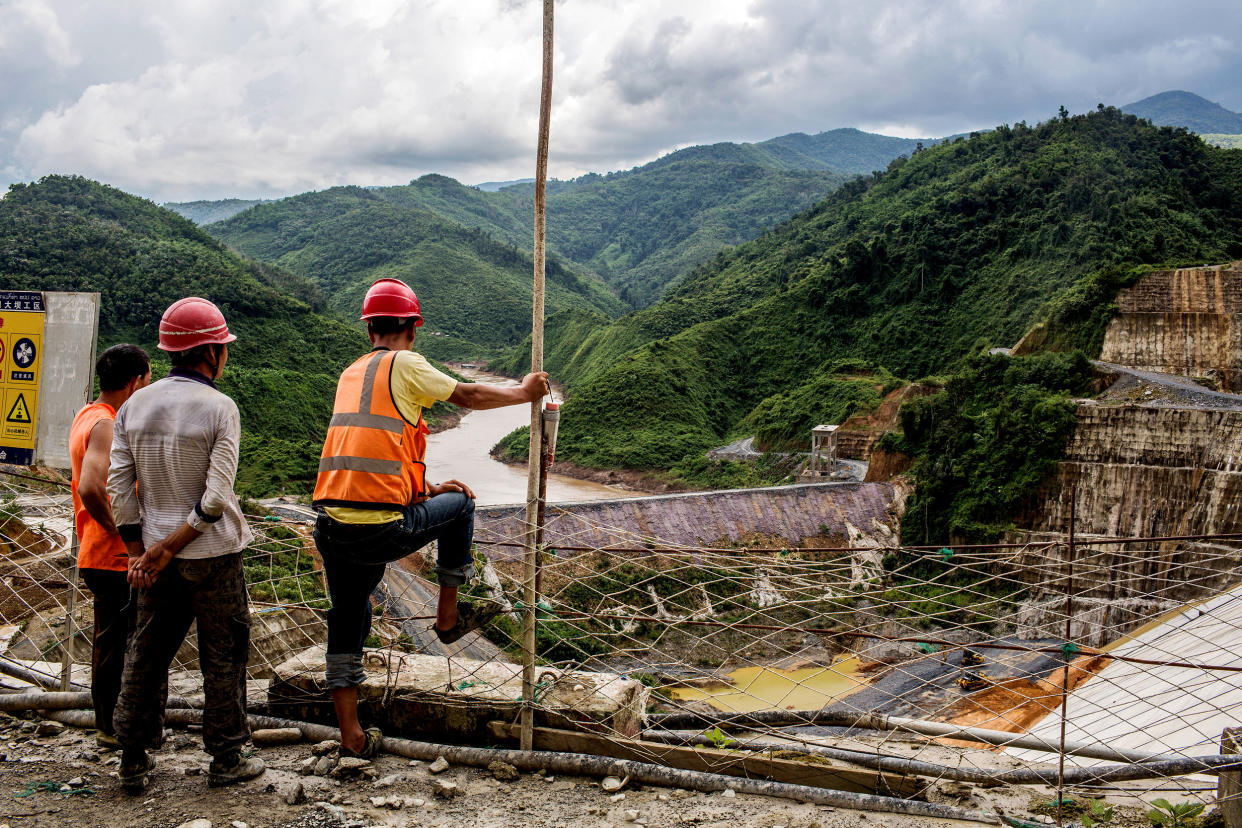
[70, 402, 127, 571]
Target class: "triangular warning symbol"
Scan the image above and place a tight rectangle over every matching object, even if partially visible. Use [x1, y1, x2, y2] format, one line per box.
[7, 394, 31, 423]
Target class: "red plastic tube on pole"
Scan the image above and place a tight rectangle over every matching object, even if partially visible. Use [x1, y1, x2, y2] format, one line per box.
[542, 402, 560, 466]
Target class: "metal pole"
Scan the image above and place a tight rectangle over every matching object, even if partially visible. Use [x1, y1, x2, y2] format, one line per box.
[520, 0, 554, 753]
[1056, 488, 1076, 827]
[61, 534, 79, 690]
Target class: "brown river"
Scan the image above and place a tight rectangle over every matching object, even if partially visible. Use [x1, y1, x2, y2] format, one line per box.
[425, 369, 634, 506]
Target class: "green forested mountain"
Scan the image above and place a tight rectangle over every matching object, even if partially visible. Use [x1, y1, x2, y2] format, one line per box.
[543, 110, 1242, 475]
[198, 127, 940, 311]
[209, 184, 625, 360]
[1122, 90, 1242, 134]
[211, 162, 848, 313]
[164, 198, 273, 226]
[647, 128, 940, 176]
[0, 175, 389, 495]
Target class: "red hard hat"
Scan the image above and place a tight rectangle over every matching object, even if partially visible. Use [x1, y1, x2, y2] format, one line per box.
[157, 297, 237, 352]
[360, 278, 423, 326]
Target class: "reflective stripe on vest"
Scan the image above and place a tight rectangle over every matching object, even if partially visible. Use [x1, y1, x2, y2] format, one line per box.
[312, 350, 429, 510]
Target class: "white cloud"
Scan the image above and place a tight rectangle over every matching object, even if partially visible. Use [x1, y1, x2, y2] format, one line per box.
[2, 0, 1240, 201]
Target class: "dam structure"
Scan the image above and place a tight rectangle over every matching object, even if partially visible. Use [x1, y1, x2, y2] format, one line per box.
[473, 480, 902, 559]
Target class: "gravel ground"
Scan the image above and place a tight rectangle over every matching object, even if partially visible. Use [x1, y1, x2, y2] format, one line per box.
[1094, 361, 1242, 410]
[0, 710, 1178, 828]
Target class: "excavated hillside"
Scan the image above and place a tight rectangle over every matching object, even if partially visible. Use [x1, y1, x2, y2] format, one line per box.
[1099, 261, 1242, 391]
[1010, 263, 1242, 642]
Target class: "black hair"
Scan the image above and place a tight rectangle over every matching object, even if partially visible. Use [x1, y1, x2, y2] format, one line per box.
[169, 343, 224, 371]
[96, 344, 150, 392]
[366, 316, 418, 337]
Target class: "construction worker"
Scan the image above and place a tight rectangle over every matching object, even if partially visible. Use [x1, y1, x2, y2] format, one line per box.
[69, 344, 151, 750]
[313, 277, 548, 758]
[107, 297, 264, 791]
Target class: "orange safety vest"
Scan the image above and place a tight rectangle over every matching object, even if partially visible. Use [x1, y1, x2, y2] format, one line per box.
[313, 349, 429, 510]
[70, 402, 127, 571]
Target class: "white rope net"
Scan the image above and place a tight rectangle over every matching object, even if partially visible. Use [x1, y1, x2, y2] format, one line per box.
[3, 468, 1241, 825]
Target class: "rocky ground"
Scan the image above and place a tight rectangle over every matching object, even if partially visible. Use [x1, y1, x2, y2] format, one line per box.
[0, 710, 1184, 828]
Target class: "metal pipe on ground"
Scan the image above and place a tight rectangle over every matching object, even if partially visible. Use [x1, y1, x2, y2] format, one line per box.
[646, 709, 1168, 764]
[0, 690, 202, 713]
[644, 730, 1242, 785]
[42, 706, 1003, 825]
[0, 655, 88, 692]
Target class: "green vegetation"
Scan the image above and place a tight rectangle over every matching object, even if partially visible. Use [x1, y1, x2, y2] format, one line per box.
[1013, 263, 1152, 356]
[211, 157, 850, 315]
[243, 524, 328, 608]
[895, 352, 1095, 543]
[1145, 798, 1206, 827]
[736, 361, 898, 451]
[540, 110, 1242, 538]
[209, 184, 624, 360]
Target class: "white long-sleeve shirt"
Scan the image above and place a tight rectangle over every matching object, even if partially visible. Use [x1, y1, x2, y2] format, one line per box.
[107, 370, 253, 559]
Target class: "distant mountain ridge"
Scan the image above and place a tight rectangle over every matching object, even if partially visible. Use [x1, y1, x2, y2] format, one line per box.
[648, 127, 940, 176]
[1122, 90, 1242, 134]
[203, 126, 945, 310]
[164, 198, 273, 225]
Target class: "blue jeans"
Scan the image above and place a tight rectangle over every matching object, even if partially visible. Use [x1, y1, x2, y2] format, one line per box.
[313, 492, 475, 689]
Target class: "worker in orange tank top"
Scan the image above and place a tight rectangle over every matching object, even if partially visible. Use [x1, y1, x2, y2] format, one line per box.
[69, 344, 151, 750]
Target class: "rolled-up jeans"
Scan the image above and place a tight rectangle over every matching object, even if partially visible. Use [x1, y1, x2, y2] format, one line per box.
[313, 492, 475, 689]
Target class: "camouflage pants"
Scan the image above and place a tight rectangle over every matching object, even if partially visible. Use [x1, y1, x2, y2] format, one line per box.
[114, 553, 251, 757]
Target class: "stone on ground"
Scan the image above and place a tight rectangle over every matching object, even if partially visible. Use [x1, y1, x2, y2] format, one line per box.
[428, 756, 449, 774]
[432, 779, 460, 799]
[488, 760, 519, 781]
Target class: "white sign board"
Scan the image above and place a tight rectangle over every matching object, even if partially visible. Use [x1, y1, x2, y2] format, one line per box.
[34, 293, 100, 469]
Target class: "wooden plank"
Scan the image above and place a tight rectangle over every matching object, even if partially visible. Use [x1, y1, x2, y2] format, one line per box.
[1220, 727, 1242, 828]
[488, 721, 922, 798]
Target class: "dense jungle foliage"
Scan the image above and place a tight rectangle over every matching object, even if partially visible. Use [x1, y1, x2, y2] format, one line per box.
[0, 175, 460, 496]
[542, 110, 1242, 507]
[207, 184, 624, 361]
[892, 351, 1096, 543]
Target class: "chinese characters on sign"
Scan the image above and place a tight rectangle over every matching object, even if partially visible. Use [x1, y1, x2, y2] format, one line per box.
[0, 291, 45, 465]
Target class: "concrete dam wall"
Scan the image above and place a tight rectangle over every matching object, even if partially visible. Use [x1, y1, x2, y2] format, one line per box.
[474, 482, 901, 563]
[1100, 262, 1242, 391]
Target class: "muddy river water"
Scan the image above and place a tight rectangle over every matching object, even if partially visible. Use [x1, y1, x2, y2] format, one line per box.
[425, 369, 634, 507]
[670, 658, 866, 713]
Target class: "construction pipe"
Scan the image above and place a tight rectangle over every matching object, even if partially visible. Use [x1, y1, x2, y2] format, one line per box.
[644, 730, 1242, 786]
[0, 655, 88, 692]
[41, 706, 1001, 825]
[647, 708, 1169, 764]
[0, 690, 90, 711]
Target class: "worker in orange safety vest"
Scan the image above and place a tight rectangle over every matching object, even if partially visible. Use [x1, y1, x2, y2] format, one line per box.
[312, 277, 548, 758]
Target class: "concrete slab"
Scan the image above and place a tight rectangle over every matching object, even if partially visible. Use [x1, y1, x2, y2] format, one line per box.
[268, 645, 648, 743]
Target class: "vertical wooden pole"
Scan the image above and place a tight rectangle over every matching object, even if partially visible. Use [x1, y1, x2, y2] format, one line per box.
[521, 0, 555, 753]
[61, 535, 79, 690]
[1220, 727, 1242, 827]
[1056, 489, 1076, 827]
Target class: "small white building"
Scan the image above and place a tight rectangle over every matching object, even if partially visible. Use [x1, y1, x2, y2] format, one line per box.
[806, 424, 839, 477]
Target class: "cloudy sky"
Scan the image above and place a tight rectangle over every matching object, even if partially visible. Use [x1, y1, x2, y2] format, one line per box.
[2, 0, 1239, 203]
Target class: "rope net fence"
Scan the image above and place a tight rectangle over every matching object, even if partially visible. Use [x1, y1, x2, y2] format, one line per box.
[3, 467, 1242, 824]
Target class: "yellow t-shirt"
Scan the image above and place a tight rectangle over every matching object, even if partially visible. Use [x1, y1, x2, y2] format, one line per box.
[324, 350, 457, 524]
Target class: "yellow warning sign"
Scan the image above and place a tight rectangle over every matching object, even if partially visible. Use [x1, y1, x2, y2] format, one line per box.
[0, 292, 45, 464]
[7, 394, 31, 423]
